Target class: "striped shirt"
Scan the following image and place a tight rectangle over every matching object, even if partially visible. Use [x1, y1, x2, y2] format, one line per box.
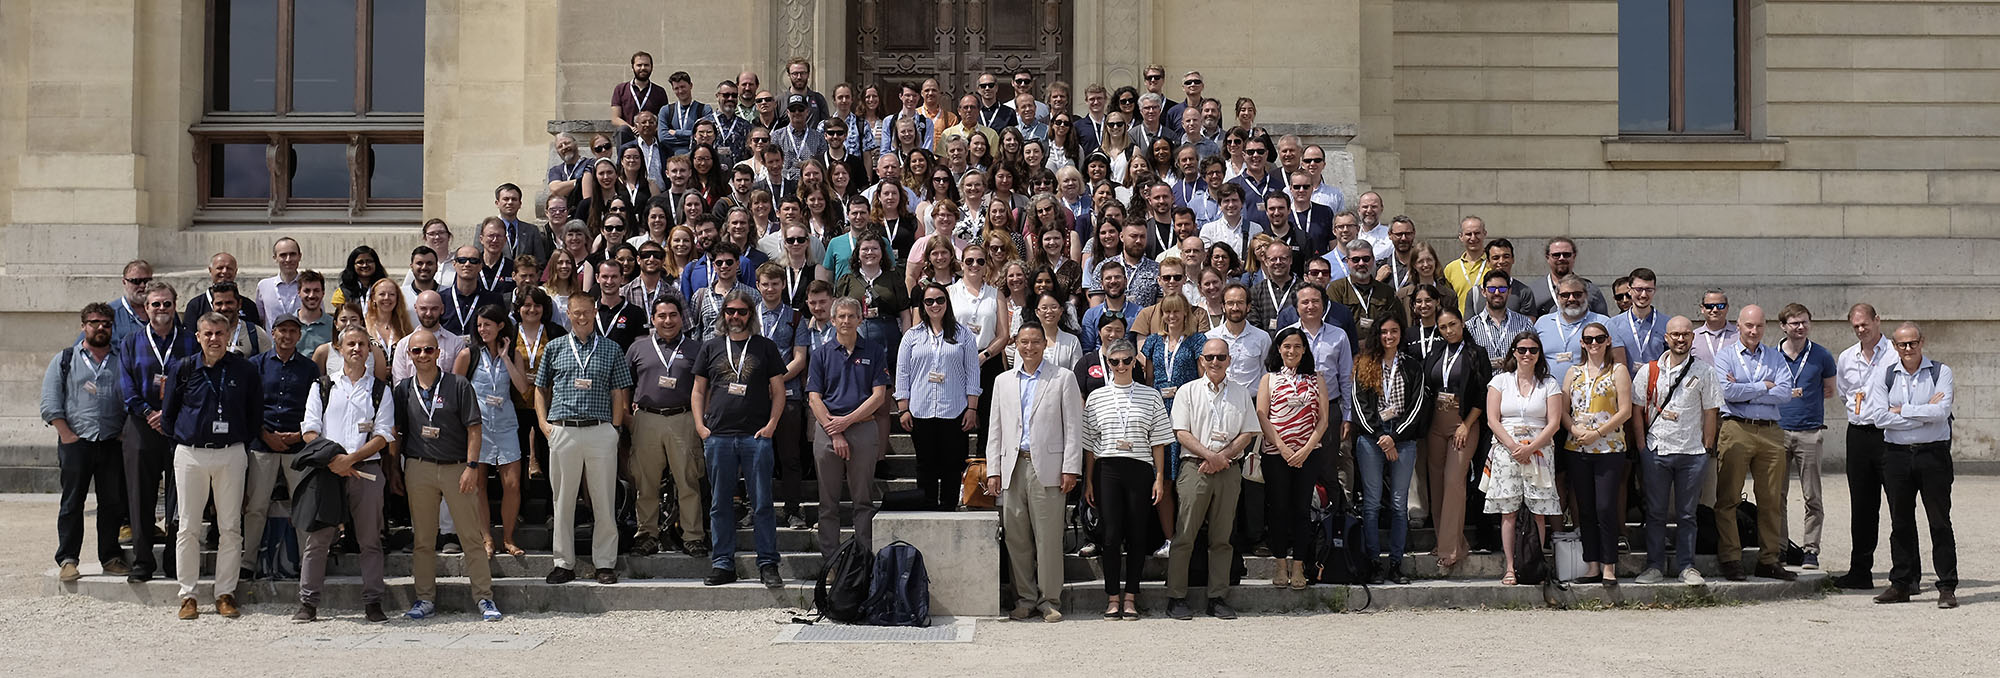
[1080, 381, 1175, 465]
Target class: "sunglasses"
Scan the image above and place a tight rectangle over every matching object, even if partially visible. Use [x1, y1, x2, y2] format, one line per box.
[978, 82, 997, 89]
[1184, 79, 1202, 86]
[715, 259, 738, 267]
[593, 144, 612, 152]
[719, 92, 738, 99]
[1015, 78, 1032, 85]
[756, 97, 774, 103]
[1158, 274, 1184, 282]
[1052, 120, 1071, 127]
[83, 319, 113, 327]
[454, 256, 480, 265]
[1303, 157, 1325, 164]
[1702, 302, 1728, 310]
[963, 257, 986, 265]
[1201, 354, 1229, 362]
[1347, 255, 1373, 263]
[1581, 335, 1609, 344]
[826, 129, 847, 136]
[1485, 285, 1509, 294]
[785, 236, 809, 245]
[1895, 340, 1920, 349]
[639, 251, 665, 259]
[722, 307, 751, 316]
[1145, 73, 1164, 81]
[922, 296, 948, 307]
[1513, 346, 1541, 355]
[1106, 356, 1135, 366]
[1557, 291, 1586, 300]
[408, 346, 439, 355]
[1107, 122, 1128, 128]
[1613, 293, 1631, 302]
[147, 300, 175, 308]
[126, 277, 154, 286]
[1291, 184, 1311, 190]
[1224, 138, 1243, 145]
[1548, 251, 1575, 259]
[750, 137, 770, 144]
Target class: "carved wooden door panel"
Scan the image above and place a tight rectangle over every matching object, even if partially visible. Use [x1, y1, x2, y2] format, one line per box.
[849, 0, 1068, 100]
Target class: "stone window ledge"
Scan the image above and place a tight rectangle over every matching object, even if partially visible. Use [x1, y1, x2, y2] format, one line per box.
[1602, 137, 1786, 170]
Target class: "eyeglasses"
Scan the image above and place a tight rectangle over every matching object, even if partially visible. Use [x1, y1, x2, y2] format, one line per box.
[1702, 302, 1728, 311]
[922, 296, 949, 307]
[593, 144, 612, 152]
[1629, 285, 1655, 295]
[1581, 335, 1609, 344]
[785, 236, 809, 245]
[963, 257, 986, 265]
[722, 307, 751, 317]
[1347, 255, 1372, 263]
[1513, 346, 1541, 355]
[1184, 79, 1202, 86]
[1784, 320, 1810, 328]
[978, 82, 997, 89]
[1484, 285, 1509, 294]
[408, 346, 439, 355]
[1106, 356, 1135, 366]
[1306, 269, 1330, 277]
[125, 277, 153, 286]
[454, 256, 481, 265]
[83, 319, 113, 327]
[756, 97, 774, 103]
[1201, 353, 1229, 362]
[1548, 251, 1575, 259]
[639, 251, 666, 259]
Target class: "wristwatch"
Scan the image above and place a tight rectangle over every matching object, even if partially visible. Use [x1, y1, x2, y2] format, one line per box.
[466, 461, 483, 469]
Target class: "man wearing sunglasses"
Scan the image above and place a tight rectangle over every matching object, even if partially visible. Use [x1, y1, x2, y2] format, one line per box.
[1327, 239, 1406, 341]
[1003, 69, 1051, 125]
[1691, 288, 1739, 367]
[1165, 70, 1203, 133]
[441, 244, 504, 337]
[1164, 337, 1259, 621]
[1534, 275, 1622, 378]
[973, 73, 1020, 132]
[1523, 237, 1608, 318]
[110, 259, 155, 345]
[708, 80, 752, 167]
[117, 281, 193, 583]
[691, 290, 790, 588]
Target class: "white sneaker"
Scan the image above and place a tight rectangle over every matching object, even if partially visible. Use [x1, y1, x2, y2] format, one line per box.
[1151, 542, 1172, 559]
[1635, 568, 1664, 584]
[1680, 567, 1706, 585]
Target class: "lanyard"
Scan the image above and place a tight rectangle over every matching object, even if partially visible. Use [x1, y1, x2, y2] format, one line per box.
[635, 279, 665, 308]
[630, 81, 653, 112]
[570, 335, 598, 373]
[711, 113, 738, 146]
[480, 262, 507, 292]
[76, 345, 110, 383]
[1263, 278, 1292, 312]
[146, 328, 178, 371]
[1347, 278, 1372, 316]
[980, 108, 1001, 129]
[1785, 342, 1813, 386]
[596, 302, 628, 336]
[884, 218, 902, 246]
[1703, 329, 1726, 361]
[784, 126, 807, 154]
[650, 335, 681, 376]
[1439, 342, 1465, 392]
[452, 290, 477, 330]
[1416, 326, 1438, 358]
[518, 327, 544, 369]
[673, 101, 689, 131]
[1554, 318, 1582, 354]
[1242, 175, 1267, 203]
[414, 378, 440, 423]
[724, 337, 749, 379]
[1458, 256, 1488, 294]
[206, 363, 229, 415]
[1628, 312, 1656, 353]
[1737, 345, 1769, 383]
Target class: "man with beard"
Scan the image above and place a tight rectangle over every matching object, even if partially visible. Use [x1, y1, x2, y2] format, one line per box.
[118, 281, 194, 582]
[394, 291, 467, 382]
[1631, 315, 1720, 587]
[1523, 237, 1608, 317]
[441, 244, 504, 337]
[43, 303, 131, 582]
[1533, 274, 1622, 378]
[1374, 217, 1418, 290]
[1095, 223, 1161, 307]
[611, 51, 667, 139]
[627, 296, 708, 557]
[1081, 262, 1140, 353]
[1465, 269, 1535, 370]
[535, 292, 635, 586]
[294, 270, 335, 358]
[207, 282, 270, 357]
[1482, 238, 1540, 318]
[1326, 239, 1405, 341]
[1245, 240, 1298, 332]
[692, 290, 790, 589]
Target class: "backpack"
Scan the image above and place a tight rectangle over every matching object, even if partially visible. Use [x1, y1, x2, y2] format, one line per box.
[1693, 499, 1759, 555]
[862, 540, 931, 627]
[1310, 483, 1375, 588]
[812, 536, 875, 624]
[1512, 508, 1549, 586]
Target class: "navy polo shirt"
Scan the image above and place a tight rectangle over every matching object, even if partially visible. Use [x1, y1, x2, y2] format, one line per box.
[805, 335, 891, 417]
[251, 348, 319, 450]
[162, 351, 264, 447]
[1778, 341, 1838, 431]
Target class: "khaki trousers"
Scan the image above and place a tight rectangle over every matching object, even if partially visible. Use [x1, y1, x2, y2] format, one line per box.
[1002, 452, 1066, 610]
[1716, 419, 1787, 566]
[240, 448, 306, 570]
[1423, 404, 1473, 565]
[405, 458, 494, 601]
[549, 424, 619, 571]
[1782, 429, 1825, 553]
[1168, 459, 1242, 600]
[630, 410, 704, 541]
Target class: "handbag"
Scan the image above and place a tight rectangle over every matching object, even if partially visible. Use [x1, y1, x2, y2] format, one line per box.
[1551, 529, 1587, 582]
[960, 457, 996, 509]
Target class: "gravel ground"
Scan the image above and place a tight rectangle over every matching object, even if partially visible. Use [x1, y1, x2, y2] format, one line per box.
[3, 475, 1994, 677]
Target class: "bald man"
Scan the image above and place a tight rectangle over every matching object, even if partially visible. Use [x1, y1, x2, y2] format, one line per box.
[394, 291, 467, 383]
[1632, 316, 1721, 585]
[182, 252, 265, 328]
[1710, 304, 1796, 582]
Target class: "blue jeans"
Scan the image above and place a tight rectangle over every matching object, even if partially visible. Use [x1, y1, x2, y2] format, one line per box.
[1643, 449, 1708, 574]
[1356, 436, 1417, 563]
[705, 434, 780, 569]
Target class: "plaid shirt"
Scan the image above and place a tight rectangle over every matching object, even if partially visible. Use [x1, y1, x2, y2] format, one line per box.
[1379, 354, 1408, 422]
[534, 334, 635, 422]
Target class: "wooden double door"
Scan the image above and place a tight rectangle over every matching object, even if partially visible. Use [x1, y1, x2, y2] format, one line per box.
[847, 0, 1070, 99]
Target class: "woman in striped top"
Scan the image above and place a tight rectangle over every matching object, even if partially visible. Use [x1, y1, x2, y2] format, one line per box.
[1256, 327, 1332, 589]
[1079, 338, 1175, 620]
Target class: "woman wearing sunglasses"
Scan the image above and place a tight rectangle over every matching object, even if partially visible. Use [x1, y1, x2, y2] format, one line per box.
[1561, 321, 1632, 584]
[1079, 338, 1173, 620]
[895, 282, 982, 511]
[1482, 331, 1565, 585]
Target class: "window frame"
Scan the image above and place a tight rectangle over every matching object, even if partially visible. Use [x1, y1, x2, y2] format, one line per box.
[1621, 0, 1752, 137]
[194, 0, 423, 220]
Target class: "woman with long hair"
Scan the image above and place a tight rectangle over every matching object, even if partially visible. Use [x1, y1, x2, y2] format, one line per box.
[871, 179, 919, 259]
[1148, 138, 1179, 185]
[999, 259, 1031, 340]
[1205, 241, 1243, 285]
[630, 198, 673, 249]
[1082, 217, 1123, 292]
[1405, 283, 1447, 362]
[1111, 86, 1140, 120]
[890, 116, 923, 161]
[833, 233, 911, 371]
[363, 277, 413, 357]
[1195, 265, 1230, 327]
[616, 145, 657, 209]
[330, 245, 387, 311]
[1100, 111, 1136, 184]
[1080, 336, 1172, 620]
[981, 226, 1022, 272]
[827, 159, 859, 203]
[1482, 331, 1564, 586]
[967, 133, 995, 175]
[582, 157, 619, 228]
[1399, 241, 1458, 316]
[910, 228, 962, 290]
[747, 187, 776, 236]
[998, 126, 1028, 169]
[992, 162, 1029, 213]
[1424, 306, 1491, 574]
[1045, 113, 1081, 170]
[1257, 326, 1331, 589]
[1350, 314, 1435, 585]
[1022, 139, 1052, 175]
[511, 287, 567, 480]
[1022, 193, 1072, 253]
[541, 242, 583, 327]
[951, 245, 1008, 451]
[675, 191, 708, 230]
[1008, 290, 1082, 371]
[894, 282, 981, 512]
[1137, 292, 1204, 553]
[801, 182, 840, 245]
[920, 166, 960, 223]
[1029, 225, 1083, 303]
[664, 224, 698, 280]
[690, 143, 725, 198]
[1561, 321, 1632, 585]
[453, 304, 531, 557]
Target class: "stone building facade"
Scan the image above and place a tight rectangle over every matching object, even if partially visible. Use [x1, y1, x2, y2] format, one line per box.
[1, 0, 1995, 469]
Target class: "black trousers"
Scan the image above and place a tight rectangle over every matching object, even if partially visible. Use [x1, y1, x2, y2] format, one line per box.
[120, 414, 176, 575]
[1883, 440, 1956, 591]
[1845, 424, 1886, 573]
[973, 354, 1004, 454]
[911, 416, 969, 511]
[1094, 456, 1155, 595]
[1563, 450, 1627, 564]
[774, 400, 807, 513]
[56, 438, 126, 566]
[1262, 446, 1327, 559]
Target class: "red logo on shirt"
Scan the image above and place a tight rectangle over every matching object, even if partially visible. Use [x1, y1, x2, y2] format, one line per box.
[1088, 365, 1104, 378]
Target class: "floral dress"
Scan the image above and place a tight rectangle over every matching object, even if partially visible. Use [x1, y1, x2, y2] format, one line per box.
[1564, 365, 1626, 455]
[1480, 372, 1562, 515]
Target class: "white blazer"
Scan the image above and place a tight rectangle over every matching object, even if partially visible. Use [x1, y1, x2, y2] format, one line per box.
[984, 363, 1084, 490]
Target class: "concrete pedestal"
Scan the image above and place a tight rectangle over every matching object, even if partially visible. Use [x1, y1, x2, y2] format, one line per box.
[871, 511, 1001, 617]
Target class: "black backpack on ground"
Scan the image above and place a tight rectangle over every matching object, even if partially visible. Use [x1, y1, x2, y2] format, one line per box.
[812, 536, 875, 624]
[1695, 499, 1760, 555]
[1310, 483, 1373, 587]
[1512, 508, 1549, 586]
[862, 540, 930, 627]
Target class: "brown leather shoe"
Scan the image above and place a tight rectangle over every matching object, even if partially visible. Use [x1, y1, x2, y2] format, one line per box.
[1937, 589, 1958, 609]
[100, 559, 132, 576]
[1719, 560, 1748, 581]
[1753, 563, 1797, 581]
[215, 594, 240, 618]
[1874, 585, 1912, 604]
[178, 597, 199, 620]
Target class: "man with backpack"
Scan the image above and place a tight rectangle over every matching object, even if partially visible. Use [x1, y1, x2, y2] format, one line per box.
[42, 302, 131, 583]
[393, 329, 502, 622]
[1631, 316, 1720, 586]
[297, 326, 396, 622]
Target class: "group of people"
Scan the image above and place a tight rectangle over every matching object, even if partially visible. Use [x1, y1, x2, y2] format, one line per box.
[42, 57, 1962, 624]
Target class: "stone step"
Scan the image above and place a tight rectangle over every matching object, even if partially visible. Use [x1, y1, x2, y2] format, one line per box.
[0, 466, 59, 493]
[1055, 571, 1829, 613]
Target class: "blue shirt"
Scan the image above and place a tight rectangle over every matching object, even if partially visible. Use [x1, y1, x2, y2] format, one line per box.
[1778, 340, 1837, 431]
[40, 343, 125, 442]
[1875, 358, 1953, 445]
[109, 297, 147, 347]
[677, 254, 757, 303]
[758, 302, 807, 399]
[251, 348, 320, 450]
[161, 351, 264, 447]
[1079, 301, 1141, 352]
[893, 324, 982, 419]
[1714, 342, 1792, 421]
[1016, 362, 1047, 447]
[1607, 308, 1667, 370]
[119, 324, 198, 417]
[806, 335, 891, 416]
[1533, 311, 1622, 377]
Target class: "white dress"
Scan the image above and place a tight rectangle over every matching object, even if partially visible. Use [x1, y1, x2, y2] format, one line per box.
[1479, 372, 1562, 515]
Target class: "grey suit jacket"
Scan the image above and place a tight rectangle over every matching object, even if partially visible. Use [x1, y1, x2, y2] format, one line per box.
[984, 362, 1084, 490]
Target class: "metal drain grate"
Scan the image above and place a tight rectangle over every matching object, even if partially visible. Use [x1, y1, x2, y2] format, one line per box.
[776, 618, 974, 643]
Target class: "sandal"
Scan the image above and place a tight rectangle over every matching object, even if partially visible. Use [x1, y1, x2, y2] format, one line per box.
[1104, 602, 1122, 620]
[1501, 571, 1517, 586]
[504, 542, 526, 557]
[1121, 595, 1140, 620]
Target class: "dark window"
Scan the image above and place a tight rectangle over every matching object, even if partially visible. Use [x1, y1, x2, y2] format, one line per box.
[197, 0, 423, 218]
[1618, 0, 1745, 134]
